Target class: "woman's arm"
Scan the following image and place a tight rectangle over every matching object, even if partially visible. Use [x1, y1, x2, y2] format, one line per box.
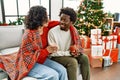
[47, 21, 60, 29]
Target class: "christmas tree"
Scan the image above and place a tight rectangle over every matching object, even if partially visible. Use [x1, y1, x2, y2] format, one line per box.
[74, 0, 107, 36]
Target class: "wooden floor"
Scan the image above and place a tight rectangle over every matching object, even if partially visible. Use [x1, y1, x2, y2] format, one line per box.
[90, 62, 120, 80]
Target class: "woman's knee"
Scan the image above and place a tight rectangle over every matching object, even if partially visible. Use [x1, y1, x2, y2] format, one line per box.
[58, 66, 68, 80]
[28, 63, 59, 80]
[59, 65, 67, 75]
[48, 70, 59, 80]
[39, 69, 59, 80]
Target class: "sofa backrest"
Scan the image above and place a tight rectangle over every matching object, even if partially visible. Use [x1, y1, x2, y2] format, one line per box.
[0, 25, 24, 50]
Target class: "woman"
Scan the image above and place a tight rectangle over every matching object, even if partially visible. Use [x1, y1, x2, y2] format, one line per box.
[23, 5, 68, 80]
[0, 6, 68, 80]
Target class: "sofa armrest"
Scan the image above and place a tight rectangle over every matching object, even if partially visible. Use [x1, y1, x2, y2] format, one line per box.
[0, 71, 8, 79]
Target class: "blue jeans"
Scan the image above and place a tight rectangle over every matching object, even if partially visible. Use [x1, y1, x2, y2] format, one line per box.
[28, 58, 68, 80]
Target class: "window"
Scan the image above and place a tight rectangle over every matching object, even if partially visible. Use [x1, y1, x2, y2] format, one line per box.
[1, 0, 50, 24]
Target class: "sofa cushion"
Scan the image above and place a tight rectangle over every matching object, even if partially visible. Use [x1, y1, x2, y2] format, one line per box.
[0, 47, 19, 55]
[0, 26, 24, 50]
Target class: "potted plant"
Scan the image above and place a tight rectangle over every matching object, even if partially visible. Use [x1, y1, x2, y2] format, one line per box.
[0, 16, 25, 26]
[0, 21, 9, 26]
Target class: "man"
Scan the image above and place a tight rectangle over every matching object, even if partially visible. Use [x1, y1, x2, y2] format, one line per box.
[48, 7, 90, 80]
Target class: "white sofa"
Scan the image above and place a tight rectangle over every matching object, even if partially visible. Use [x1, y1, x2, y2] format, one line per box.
[0, 25, 81, 80]
[0, 25, 37, 80]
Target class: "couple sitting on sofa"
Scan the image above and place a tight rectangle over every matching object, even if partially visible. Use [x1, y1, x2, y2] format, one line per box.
[0, 5, 90, 80]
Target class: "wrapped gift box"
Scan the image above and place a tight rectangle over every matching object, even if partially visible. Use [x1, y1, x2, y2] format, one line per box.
[102, 56, 113, 67]
[91, 35, 101, 40]
[114, 27, 120, 44]
[117, 44, 120, 61]
[88, 54, 103, 68]
[103, 48, 119, 62]
[102, 36, 112, 49]
[91, 29, 101, 36]
[80, 35, 91, 49]
[91, 39, 102, 45]
[118, 34, 120, 44]
[91, 29, 102, 45]
[110, 35, 117, 49]
[84, 48, 91, 56]
[91, 45, 103, 57]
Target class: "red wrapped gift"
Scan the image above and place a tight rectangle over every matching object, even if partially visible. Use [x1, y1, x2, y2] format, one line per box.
[80, 35, 91, 49]
[88, 54, 103, 68]
[102, 36, 112, 49]
[117, 34, 120, 44]
[110, 35, 117, 49]
[103, 48, 119, 62]
[114, 27, 120, 44]
[84, 48, 91, 56]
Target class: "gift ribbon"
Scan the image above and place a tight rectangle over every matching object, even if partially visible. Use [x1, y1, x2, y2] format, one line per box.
[102, 36, 109, 49]
[111, 35, 116, 49]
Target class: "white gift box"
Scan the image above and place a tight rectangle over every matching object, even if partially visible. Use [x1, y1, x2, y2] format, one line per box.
[91, 34, 101, 40]
[91, 29, 101, 35]
[91, 45, 103, 57]
[91, 29, 101, 39]
[91, 39, 102, 45]
[91, 29, 102, 45]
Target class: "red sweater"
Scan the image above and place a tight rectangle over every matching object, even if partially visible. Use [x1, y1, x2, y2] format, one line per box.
[37, 21, 59, 64]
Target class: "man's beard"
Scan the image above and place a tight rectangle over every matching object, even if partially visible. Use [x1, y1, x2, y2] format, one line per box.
[60, 27, 65, 31]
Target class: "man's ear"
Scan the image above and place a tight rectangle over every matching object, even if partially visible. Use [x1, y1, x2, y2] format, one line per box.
[70, 21, 74, 25]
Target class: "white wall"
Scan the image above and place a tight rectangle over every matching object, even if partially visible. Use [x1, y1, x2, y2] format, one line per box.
[64, 0, 82, 11]
[0, 0, 2, 22]
[103, 0, 120, 14]
[51, 0, 62, 20]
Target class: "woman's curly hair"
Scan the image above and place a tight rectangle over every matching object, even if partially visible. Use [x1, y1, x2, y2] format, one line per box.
[59, 7, 77, 23]
[24, 5, 48, 30]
